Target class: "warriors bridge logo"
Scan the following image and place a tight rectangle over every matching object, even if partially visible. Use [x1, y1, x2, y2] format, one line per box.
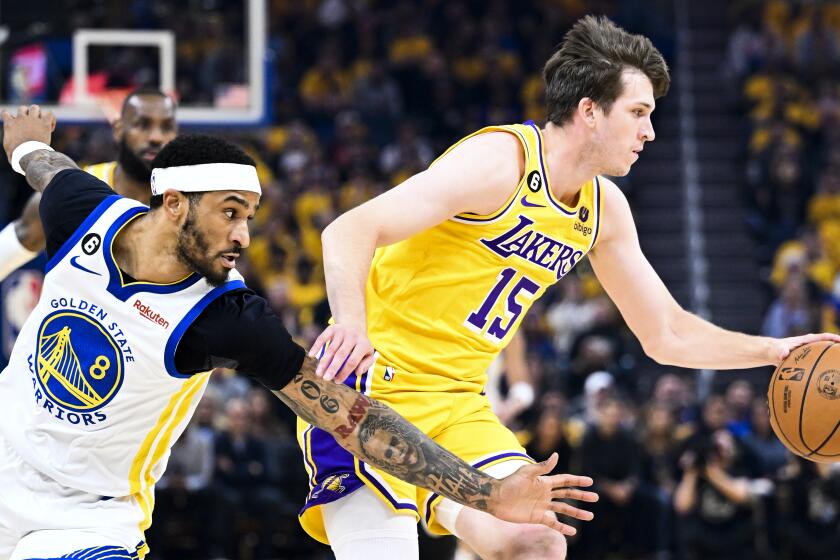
[30, 304, 128, 426]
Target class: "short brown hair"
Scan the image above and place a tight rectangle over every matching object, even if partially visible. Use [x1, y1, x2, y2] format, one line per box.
[543, 15, 670, 126]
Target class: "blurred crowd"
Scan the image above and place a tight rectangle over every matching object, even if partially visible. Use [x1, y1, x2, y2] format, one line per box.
[4, 0, 839, 559]
[725, 0, 840, 338]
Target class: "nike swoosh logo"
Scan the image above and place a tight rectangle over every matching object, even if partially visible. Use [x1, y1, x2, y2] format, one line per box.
[70, 255, 102, 276]
[521, 195, 545, 208]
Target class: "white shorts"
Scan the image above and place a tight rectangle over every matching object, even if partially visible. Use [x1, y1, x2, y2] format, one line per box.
[0, 434, 147, 560]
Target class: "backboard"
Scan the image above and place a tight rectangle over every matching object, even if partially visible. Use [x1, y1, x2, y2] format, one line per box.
[0, 0, 266, 125]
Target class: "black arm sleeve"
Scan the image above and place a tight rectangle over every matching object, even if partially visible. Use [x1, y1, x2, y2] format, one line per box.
[174, 289, 306, 390]
[39, 169, 115, 258]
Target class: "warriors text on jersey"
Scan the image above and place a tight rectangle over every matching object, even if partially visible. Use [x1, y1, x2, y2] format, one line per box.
[366, 122, 602, 392]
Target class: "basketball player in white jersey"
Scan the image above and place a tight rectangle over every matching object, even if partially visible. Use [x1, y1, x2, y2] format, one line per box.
[0, 105, 597, 560]
[0, 88, 176, 280]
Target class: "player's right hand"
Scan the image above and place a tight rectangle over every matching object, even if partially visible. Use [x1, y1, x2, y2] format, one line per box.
[309, 324, 375, 383]
[1, 105, 56, 162]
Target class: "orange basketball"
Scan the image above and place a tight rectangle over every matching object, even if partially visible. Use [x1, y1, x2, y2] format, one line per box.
[769, 341, 840, 463]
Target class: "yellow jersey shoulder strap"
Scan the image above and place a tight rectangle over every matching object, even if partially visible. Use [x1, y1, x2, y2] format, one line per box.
[83, 161, 117, 189]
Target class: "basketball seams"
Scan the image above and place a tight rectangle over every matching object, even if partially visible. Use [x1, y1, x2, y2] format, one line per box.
[798, 342, 836, 455]
[807, 343, 840, 457]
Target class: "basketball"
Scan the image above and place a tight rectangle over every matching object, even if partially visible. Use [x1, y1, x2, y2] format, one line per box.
[769, 341, 840, 463]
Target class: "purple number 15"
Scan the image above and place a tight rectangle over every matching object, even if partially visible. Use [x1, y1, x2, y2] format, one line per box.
[465, 267, 539, 342]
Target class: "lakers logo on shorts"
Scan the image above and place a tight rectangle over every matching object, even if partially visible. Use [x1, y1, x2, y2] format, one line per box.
[35, 310, 124, 412]
[310, 473, 350, 501]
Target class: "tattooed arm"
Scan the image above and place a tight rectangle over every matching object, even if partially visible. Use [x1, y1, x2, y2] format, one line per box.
[18, 151, 80, 192]
[2, 105, 78, 192]
[276, 357, 598, 534]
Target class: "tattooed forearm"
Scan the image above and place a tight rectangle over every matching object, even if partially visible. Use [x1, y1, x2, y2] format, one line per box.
[20, 150, 79, 192]
[275, 356, 498, 513]
[356, 402, 493, 510]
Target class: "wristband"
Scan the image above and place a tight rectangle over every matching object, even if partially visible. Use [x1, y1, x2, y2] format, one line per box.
[508, 381, 535, 409]
[11, 141, 53, 175]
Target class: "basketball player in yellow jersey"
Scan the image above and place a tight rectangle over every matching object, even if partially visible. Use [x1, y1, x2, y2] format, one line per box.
[304, 15, 840, 560]
[0, 87, 176, 280]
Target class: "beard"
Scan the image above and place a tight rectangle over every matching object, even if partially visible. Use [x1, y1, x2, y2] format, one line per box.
[175, 208, 238, 287]
[118, 138, 153, 183]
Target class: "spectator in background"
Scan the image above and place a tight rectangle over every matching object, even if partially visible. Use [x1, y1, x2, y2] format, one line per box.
[378, 121, 434, 184]
[572, 398, 645, 559]
[740, 397, 788, 477]
[724, 380, 755, 437]
[762, 274, 813, 338]
[566, 297, 634, 398]
[299, 44, 352, 138]
[248, 386, 290, 441]
[566, 336, 617, 401]
[545, 274, 600, 355]
[640, 402, 682, 495]
[206, 368, 252, 403]
[689, 394, 731, 443]
[525, 392, 574, 476]
[794, 6, 840, 79]
[776, 456, 840, 559]
[568, 370, 615, 424]
[652, 372, 696, 425]
[353, 61, 403, 147]
[149, 418, 220, 559]
[215, 398, 289, 558]
[638, 402, 681, 559]
[192, 390, 220, 436]
[724, 10, 767, 84]
[674, 430, 757, 560]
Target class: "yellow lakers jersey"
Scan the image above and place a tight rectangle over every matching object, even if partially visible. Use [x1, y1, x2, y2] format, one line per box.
[366, 123, 602, 393]
[84, 161, 117, 187]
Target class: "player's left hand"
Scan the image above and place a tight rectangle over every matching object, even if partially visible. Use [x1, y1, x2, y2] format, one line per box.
[490, 453, 598, 536]
[1, 105, 56, 162]
[309, 323, 375, 383]
[770, 333, 840, 365]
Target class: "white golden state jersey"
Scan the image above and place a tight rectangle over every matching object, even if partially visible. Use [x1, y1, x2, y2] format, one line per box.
[0, 195, 245, 500]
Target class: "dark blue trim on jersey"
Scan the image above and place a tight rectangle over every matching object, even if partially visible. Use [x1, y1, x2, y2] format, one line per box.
[102, 206, 202, 301]
[163, 279, 247, 378]
[454, 193, 520, 223]
[592, 176, 602, 248]
[44, 195, 121, 274]
[527, 122, 576, 216]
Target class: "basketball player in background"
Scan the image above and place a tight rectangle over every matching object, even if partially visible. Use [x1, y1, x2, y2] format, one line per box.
[0, 87, 176, 280]
[304, 15, 840, 560]
[0, 106, 596, 560]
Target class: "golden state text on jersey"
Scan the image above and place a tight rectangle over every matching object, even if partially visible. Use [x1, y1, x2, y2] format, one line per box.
[366, 122, 601, 393]
[27, 298, 133, 426]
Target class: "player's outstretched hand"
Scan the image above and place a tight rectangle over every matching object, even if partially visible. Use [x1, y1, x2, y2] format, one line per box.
[770, 333, 840, 365]
[491, 453, 598, 536]
[309, 323, 375, 383]
[1, 105, 56, 162]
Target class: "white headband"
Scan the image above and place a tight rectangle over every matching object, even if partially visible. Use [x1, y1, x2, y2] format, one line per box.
[150, 163, 261, 196]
